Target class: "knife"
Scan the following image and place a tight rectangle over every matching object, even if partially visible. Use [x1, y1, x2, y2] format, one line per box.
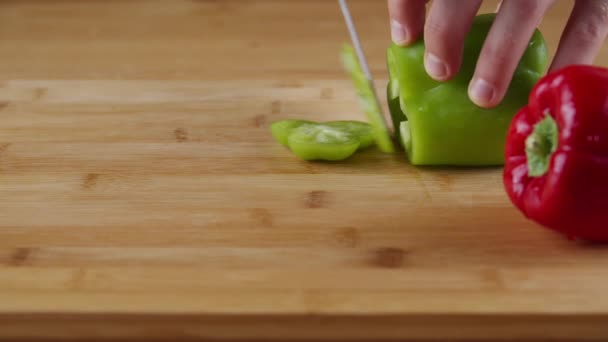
[338, 0, 395, 153]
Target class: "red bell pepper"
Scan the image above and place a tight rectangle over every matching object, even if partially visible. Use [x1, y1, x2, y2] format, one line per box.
[503, 65, 608, 241]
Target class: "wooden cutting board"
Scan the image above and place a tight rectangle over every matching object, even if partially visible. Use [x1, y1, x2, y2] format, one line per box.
[1, 1, 608, 340]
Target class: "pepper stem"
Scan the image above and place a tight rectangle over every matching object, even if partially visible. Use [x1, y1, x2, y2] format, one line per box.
[525, 113, 558, 177]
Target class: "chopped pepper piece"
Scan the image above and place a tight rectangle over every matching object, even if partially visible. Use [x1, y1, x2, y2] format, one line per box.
[342, 44, 395, 153]
[271, 120, 374, 161]
[288, 124, 361, 161]
[326, 120, 374, 149]
[387, 13, 548, 166]
[504, 65, 608, 242]
[270, 119, 314, 147]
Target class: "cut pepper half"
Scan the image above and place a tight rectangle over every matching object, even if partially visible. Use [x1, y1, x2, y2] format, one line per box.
[386, 13, 548, 166]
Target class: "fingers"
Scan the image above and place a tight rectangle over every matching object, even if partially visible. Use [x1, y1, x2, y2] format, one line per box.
[423, 0, 482, 81]
[550, 0, 608, 71]
[388, 0, 428, 45]
[469, 0, 555, 108]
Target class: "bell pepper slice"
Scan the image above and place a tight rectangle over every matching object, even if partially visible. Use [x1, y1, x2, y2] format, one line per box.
[503, 65, 608, 242]
[341, 44, 395, 153]
[288, 124, 361, 161]
[326, 120, 374, 149]
[271, 120, 375, 161]
[387, 13, 548, 166]
[270, 119, 315, 147]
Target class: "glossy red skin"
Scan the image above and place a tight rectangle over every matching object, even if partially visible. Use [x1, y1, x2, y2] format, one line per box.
[504, 65, 608, 241]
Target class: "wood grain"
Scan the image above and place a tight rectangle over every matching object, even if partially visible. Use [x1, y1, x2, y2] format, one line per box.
[1, 0, 608, 341]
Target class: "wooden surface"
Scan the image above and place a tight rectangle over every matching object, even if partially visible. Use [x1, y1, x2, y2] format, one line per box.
[1, 0, 608, 341]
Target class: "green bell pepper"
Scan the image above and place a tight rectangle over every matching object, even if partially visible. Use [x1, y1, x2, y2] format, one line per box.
[271, 119, 374, 161]
[387, 13, 548, 166]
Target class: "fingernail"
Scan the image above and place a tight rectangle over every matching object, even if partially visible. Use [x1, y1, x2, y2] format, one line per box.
[469, 78, 496, 107]
[424, 53, 448, 80]
[390, 20, 409, 45]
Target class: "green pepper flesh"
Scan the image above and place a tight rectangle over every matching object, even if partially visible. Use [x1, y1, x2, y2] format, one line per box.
[342, 44, 395, 153]
[288, 124, 361, 161]
[270, 119, 314, 147]
[271, 119, 375, 161]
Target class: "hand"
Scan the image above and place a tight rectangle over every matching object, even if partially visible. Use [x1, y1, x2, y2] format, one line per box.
[388, 0, 608, 108]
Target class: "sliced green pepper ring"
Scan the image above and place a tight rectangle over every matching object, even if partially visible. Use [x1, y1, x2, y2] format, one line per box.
[325, 120, 374, 149]
[270, 119, 314, 147]
[287, 123, 361, 161]
[271, 119, 375, 161]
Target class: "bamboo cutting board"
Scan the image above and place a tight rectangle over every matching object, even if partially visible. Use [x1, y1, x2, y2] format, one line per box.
[1, 0, 608, 340]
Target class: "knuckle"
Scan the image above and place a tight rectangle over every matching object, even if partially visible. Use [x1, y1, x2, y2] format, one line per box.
[389, 0, 426, 22]
[478, 42, 516, 85]
[424, 17, 463, 48]
[483, 37, 515, 65]
[511, 0, 544, 16]
[572, 0, 608, 37]
[388, 0, 406, 19]
[595, 0, 608, 23]
[425, 18, 452, 42]
[570, 10, 608, 45]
